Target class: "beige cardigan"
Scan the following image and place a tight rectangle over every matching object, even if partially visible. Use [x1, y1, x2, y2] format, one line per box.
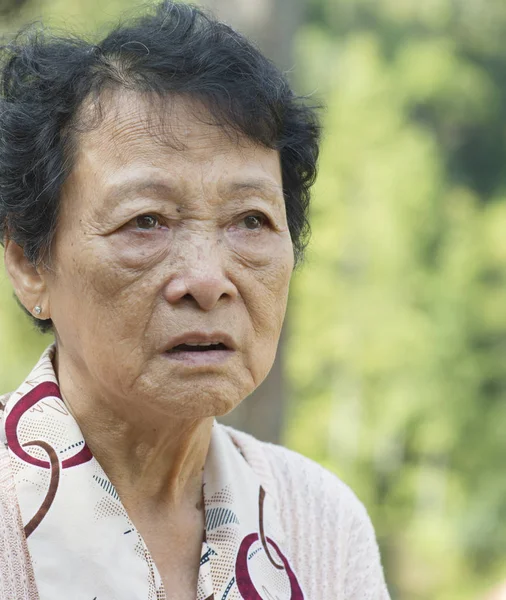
[0, 395, 390, 599]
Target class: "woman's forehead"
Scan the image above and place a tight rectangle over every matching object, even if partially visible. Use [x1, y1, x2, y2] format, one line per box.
[77, 90, 261, 160]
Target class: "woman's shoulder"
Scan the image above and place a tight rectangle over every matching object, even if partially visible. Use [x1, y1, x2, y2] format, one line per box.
[221, 424, 391, 599]
[0, 399, 38, 599]
[222, 423, 366, 514]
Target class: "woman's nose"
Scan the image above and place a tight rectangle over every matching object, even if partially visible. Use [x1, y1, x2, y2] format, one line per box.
[162, 240, 238, 311]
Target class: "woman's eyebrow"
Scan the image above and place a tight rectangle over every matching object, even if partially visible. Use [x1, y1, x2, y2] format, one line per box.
[101, 177, 283, 211]
[224, 179, 284, 202]
[103, 180, 181, 208]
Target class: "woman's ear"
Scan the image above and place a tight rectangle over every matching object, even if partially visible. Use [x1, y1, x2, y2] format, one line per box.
[4, 239, 50, 320]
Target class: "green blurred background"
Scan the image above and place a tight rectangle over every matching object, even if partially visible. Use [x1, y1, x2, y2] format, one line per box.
[1, 0, 506, 598]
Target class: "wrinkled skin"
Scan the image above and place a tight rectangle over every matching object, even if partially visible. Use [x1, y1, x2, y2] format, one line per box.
[4, 91, 294, 596]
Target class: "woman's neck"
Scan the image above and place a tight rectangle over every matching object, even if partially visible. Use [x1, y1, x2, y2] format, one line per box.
[81, 413, 213, 510]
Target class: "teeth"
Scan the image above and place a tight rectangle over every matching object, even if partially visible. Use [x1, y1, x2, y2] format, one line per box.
[185, 342, 217, 347]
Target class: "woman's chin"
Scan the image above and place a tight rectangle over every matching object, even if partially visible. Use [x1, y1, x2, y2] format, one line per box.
[131, 379, 246, 421]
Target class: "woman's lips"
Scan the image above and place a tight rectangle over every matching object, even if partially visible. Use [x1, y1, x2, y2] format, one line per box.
[165, 331, 236, 351]
[164, 347, 234, 366]
[164, 332, 236, 366]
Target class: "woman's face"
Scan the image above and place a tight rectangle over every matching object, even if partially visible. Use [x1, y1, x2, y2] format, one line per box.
[43, 92, 294, 420]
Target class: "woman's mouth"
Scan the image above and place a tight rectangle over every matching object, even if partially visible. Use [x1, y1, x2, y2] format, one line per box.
[170, 342, 229, 352]
[164, 334, 235, 366]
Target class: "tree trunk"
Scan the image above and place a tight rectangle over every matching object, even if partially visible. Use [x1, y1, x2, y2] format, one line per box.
[0, 0, 30, 17]
[202, 0, 304, 442]
[201, 0, 304, 72]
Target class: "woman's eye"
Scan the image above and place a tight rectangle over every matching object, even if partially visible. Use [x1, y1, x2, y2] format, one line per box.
[242, 214, 266, 230]
[135, 214, 159, 230]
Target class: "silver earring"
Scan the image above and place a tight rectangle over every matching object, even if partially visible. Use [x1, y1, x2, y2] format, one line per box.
[33, 306, 42, 316]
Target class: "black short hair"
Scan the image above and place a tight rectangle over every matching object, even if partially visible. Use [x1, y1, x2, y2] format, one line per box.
[0, 1, 320, 333]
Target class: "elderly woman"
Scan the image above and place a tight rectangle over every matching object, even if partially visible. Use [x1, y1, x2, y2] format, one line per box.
[0, 2, 389, 599]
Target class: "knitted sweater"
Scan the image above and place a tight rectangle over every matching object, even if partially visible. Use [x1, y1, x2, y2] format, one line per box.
[0, 396, 390, 599]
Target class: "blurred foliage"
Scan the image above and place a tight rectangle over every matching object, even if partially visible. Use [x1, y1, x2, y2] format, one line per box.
[1, 0, 506, 599]
[286, 0, 506, 598]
